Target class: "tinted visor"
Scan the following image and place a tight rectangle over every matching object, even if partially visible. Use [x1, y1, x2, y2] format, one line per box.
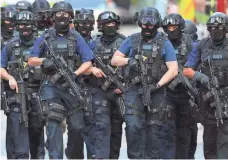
[139, 16, 157, 25]
[208, 17, 225, 24]
[16, 12, 35, 25]
[163, 18, 180, 26]
[100, 12, 118, 21]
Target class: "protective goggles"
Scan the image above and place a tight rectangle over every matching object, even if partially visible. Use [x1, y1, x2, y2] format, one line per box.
[16, 12, 35, 25]
[100, 12, 118, 21]
[139, 16, 158, 25]
[207, 17, 225, 24]
[77, 13, 94, 21]
[3, 11, 16, 19]
[163, 18, 180, 26]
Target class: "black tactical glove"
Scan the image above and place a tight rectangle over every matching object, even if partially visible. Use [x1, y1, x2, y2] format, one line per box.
[193, 71, 209, 88]
[149, 84, 160, 95]
[71, 72, 77, 81]
[128, 57, 137, 69]
[41, 59, 56, 75]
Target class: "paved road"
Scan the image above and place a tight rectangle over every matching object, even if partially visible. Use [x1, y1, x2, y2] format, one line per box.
[0, 25, 208, 159]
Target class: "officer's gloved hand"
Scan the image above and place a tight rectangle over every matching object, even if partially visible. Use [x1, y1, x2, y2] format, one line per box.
[193, 71, 209, 88]
[149, 84, 160, 95]
[71, 72, 77, 81]
[128, 57, 137, 69]
[41, 59, 56, 75]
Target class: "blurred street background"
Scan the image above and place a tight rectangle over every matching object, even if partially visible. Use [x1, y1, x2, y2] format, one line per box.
[1, 0, 228, 159]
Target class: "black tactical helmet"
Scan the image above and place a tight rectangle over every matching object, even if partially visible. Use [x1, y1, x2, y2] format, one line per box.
[74, 8, 95, 24]
[15, 11, 36, 26]
[184, 20, 198, 41]
[32, 0, 51, 21]
[97, 11, 122, 30]
[16, 1, 33, 12]
[206, 12, 227, 30]
[184, 20, 197, 34]
[1, 6, 17, 21]
[32, 0, 50, 13]
[163, 13, 185, 31]
[133, 7, 162, 27]
[51, 1, 74, 18]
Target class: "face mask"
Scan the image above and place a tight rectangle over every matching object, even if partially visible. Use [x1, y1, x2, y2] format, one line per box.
[77, 24, 92, 37]
[1, 21, 15, 38]
[141, 26, 157, 40]
[55, 15, 70, 33]
[18, 26, 33, 41]
[37, 19, 52, 30]
[103, 25, 117, 37]
[167, 27, 181, 40]
[210, 28, 225, 44]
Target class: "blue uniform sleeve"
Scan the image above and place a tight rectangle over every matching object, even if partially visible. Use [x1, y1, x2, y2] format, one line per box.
[118, 36, 133, 57]
[1, 47, 8, 68]
[88, 39, 96, 51]
[30, 35, 46, 58]
[163, 39, 177, 62]
[184, 42, 201, 69]
[76, 34, 94, 63]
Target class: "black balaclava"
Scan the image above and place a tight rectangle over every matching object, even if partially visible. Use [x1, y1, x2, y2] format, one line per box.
[210, 27, 226, 45]
[1, 20, 15, 39]
[141, 25, 158, 40]
[54, 15, 70, 33]
[103, 25, 118, 37]
[76, 23, 92, 41]
[167, 26, 182, 46]
[18, 25, 34, 44]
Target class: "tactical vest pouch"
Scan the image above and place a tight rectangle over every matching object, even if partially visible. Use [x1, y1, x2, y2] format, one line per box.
[47, 102, 66, 122]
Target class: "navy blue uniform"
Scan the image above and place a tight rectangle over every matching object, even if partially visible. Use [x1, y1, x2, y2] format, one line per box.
[30, 29, 93, 159]
[65, 37, 96, 159]
[118, 32, 177, 159]
[1, 38, 38, 159]
[185, 37, 228, 159]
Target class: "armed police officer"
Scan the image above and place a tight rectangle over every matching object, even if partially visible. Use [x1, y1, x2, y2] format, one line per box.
[84, 11, 125, 159]
[1, 6, 17, 50]
[28, 1, 93, 159]
[183, 12, 228, 159]
[63, 8, 96, 159]
[111, 7, 178, 159]
[184, 19, 199, 159]
[32, 0, 52, 37]
[162, 14, 198, 159]
[1, 11, 38, 159]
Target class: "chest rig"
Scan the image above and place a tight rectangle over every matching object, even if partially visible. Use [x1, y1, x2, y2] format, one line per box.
[175, 35, 192, 65]
[6, 38, 42, 84]
[127, 32, 167, 85]
[46, 29, 77, 71]
[92, 35, 125, 89]
[200, 38, 228, 87]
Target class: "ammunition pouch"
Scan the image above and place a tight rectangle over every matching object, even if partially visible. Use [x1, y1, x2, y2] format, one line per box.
[148, 104, 175, 122]
[47, 102, 66, 122]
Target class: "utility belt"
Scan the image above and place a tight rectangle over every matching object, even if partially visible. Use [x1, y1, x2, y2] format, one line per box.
[127, 76, 157, 86]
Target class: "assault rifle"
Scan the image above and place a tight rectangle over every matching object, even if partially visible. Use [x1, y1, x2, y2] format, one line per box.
[203, 58, 223, 126]
[93, 53, 125, 92]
